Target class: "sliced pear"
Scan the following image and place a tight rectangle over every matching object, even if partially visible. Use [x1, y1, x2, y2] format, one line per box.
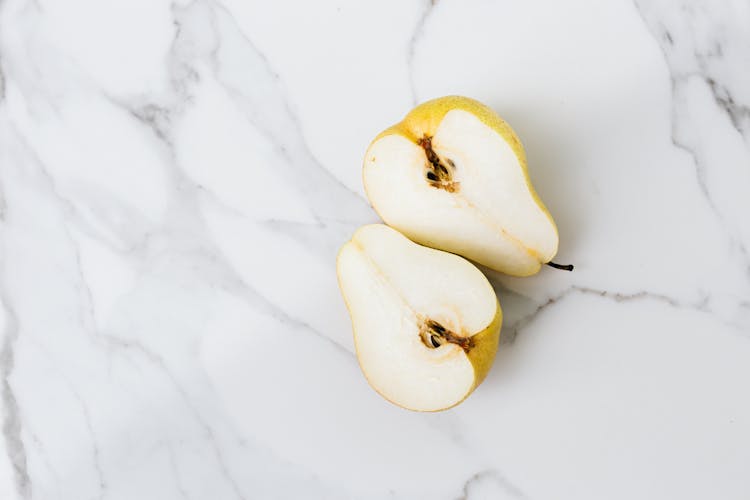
[337, 224, 502, 411]
[364, 95, 569, 276]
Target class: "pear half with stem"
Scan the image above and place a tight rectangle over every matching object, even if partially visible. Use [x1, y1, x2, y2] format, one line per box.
[363, 95, 571, 277]
[337, 224, 502, 411]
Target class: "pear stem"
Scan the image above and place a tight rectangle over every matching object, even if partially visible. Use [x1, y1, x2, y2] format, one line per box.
[547, 261, 574, 272]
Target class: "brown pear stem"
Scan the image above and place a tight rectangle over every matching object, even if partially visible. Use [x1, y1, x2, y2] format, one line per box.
[547, 261, 574, 271]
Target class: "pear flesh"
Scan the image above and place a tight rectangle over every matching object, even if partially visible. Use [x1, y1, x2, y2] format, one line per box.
[364, 96, 559, 276]
[337, 224, 501, 412]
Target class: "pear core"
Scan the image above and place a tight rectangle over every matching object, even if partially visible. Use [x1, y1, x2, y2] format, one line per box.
[418, 135, 459, 193]
[419, 318, 473, 351]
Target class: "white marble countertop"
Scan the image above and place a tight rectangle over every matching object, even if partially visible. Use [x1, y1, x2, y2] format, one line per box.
[1, 0, 749, 498]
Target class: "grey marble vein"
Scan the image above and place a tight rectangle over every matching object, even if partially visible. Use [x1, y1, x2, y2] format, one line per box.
[505, 285, 716, 344]
[261, 218, 360, 265]
[631, 0, 750, 277]
[5, 118, 254, 498]
[114, 0, 362, 357]
[456, 469, 526, 500]
[27, 432, 58, 497]
[68, 391, 106, 500]
[0, 295, 30, 499]
[96, 97, 355, 359]
[164, 441, 190, 500]
[209, 1, 373, 222]
[632, 0, 750, 128]
[7, 129, 107, 500]
[664, 78, 750, 279]
[0, 57, 6, 103]
[706, 76, 750, 138]
[78, 294, 249, 499]
[407, 0, 438, 104]
[125, 345, 247, 500]
[0, 0, 5, 104]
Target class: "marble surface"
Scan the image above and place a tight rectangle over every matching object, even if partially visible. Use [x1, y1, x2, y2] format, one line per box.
[1, 0, 749, 498]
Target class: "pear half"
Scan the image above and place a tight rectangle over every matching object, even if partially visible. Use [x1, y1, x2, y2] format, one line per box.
[364, 95, 562, 276]
[337, 224, 502, 411]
